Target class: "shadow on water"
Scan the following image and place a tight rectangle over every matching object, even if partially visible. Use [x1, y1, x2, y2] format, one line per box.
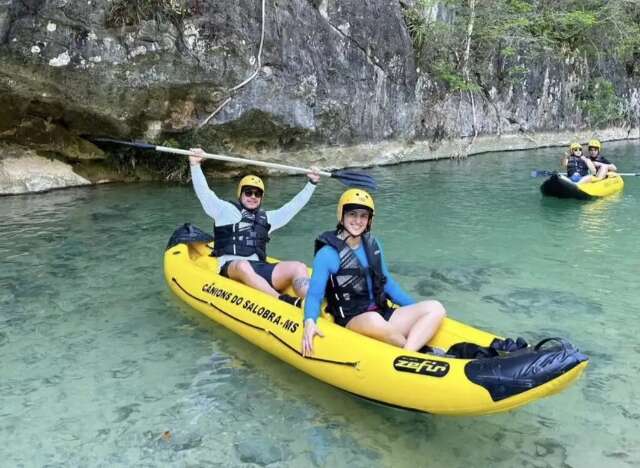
[481, 287, 603, 317]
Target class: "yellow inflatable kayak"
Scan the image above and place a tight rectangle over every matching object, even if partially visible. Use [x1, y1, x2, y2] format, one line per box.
[164, 226, 588, 416]
[541, 173, 624, 199]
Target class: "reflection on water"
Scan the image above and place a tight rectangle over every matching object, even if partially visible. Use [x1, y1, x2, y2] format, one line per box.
[1, 143, 639, 467]
[577, 193, 622, 235]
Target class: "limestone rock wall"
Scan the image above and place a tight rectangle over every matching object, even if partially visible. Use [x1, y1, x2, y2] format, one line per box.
[0, 1, 638, 194]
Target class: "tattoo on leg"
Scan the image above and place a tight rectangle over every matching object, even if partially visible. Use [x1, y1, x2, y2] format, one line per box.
[293, 277, 310, 290]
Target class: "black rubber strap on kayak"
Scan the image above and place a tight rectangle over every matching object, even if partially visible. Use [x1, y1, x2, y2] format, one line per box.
[534, 337, 575, 352]
[171, 278, 359, 368]
[172, 278, 209, 305]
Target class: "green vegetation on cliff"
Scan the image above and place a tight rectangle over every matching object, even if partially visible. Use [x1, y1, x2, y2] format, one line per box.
[403, 0, 640, 127]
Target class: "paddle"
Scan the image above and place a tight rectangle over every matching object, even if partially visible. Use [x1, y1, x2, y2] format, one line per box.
[531, 170, 640, 177]
[91, 137, 377, 190]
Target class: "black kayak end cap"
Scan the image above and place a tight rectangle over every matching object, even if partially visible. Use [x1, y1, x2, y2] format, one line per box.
[166, 223, 214, 250]
[465, 338, 588, 402]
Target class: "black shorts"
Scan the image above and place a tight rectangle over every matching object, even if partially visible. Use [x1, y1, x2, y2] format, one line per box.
[219, 260, 277, 287]
[338, 307, 396, 328]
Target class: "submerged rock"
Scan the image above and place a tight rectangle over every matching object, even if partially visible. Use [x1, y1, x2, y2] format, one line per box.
[481, 287, 603, 317]
[423, 267, 493, 292]
[234, 436, 287, 466]
[113, 403, 141, 423]
[389, 263, 509, 295]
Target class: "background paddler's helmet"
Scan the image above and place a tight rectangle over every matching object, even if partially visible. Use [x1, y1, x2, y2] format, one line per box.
[570, 142, 582, 152]
[588, 139, 602, 151]
[337, 188, 375, 231]
[237, 175, 265, 199]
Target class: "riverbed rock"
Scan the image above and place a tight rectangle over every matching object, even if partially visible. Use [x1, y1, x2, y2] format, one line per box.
[234, 436, 287, 466]
[0, 146, 90, 195]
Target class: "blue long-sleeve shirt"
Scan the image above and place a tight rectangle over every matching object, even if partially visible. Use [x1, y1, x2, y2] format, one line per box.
[304, 240, 414, 322]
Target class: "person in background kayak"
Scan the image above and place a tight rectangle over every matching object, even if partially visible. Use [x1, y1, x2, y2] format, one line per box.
[189, 149, 320, 307]
[587, 139, 617, 180]
[562, 142, 597, 183]
[301, 188, 446, 356]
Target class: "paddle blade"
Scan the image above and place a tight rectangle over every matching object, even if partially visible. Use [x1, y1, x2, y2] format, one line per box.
[531, 170, 556, 178]
[330, 169, 377, 190]
[90, 137, 157, 151]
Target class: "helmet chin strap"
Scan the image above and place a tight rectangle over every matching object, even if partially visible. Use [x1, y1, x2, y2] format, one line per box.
[344, 227, 358, 239]
[337, 223, 355, 239]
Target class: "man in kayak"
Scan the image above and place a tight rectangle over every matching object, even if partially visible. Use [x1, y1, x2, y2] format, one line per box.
[562, 142, 597, 183]
[189, 149, 320, 307]
[587, 139, 617, 180]
[301, 188, 446, 356]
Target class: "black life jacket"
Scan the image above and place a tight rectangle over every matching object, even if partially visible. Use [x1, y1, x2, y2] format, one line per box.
[213, 201, 271, 260]
[314, 230, 390, 322]
[566, 156, 589, 177]
[592, 154, 611, 165]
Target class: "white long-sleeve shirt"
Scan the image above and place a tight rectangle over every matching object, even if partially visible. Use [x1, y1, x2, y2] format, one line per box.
[190, 164, 316, 267]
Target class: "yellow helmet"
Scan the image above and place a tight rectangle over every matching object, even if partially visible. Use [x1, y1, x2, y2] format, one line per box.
[570, 142, 582, 151]
[237, 175, 265, 198]
[336, 188, 375, 222]
[588, 139, 601, 150]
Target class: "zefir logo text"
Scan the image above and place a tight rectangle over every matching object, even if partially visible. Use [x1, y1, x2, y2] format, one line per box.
[202, 283, 299, 333]
[393, 355, 449, 377]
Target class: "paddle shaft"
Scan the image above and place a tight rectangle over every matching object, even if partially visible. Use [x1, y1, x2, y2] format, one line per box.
[156, 146, 332, 177]
[90, 137, 377, 189]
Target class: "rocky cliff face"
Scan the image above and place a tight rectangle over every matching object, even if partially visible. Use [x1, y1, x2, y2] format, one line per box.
[0, 0, 638, 193]
[0, 0, 416, 151]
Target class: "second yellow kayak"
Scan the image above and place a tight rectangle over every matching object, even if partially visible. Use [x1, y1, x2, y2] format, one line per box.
[541, 173, 624, 199]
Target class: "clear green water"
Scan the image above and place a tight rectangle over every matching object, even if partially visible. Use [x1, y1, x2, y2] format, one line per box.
[1, 142, 639, 467]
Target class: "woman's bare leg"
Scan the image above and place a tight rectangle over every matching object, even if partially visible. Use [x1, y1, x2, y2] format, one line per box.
[347, 312, 407, 347]
[389, 300, 447, 351]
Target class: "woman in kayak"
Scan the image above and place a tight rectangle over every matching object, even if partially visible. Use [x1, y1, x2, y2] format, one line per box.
[301, 188, 446, 356]
[561, 142, 597, 183]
